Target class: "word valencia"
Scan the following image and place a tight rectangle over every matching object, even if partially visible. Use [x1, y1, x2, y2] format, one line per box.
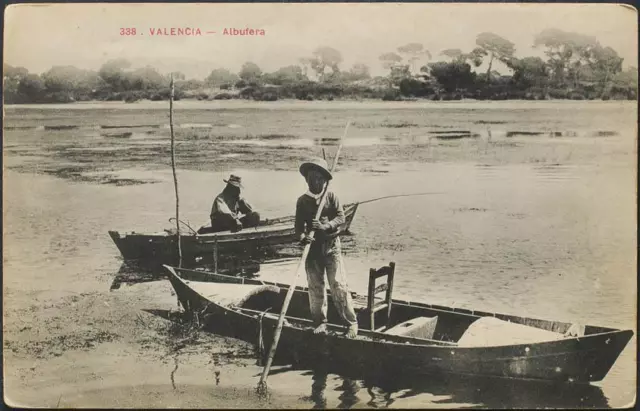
[223, 28, 266, 36]
[149, 28, 202, 36]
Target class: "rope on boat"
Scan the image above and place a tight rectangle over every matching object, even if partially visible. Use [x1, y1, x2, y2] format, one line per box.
[256, 308, 272, 366]
[198, 303, 215, 328]
[168, 218, 198, 235]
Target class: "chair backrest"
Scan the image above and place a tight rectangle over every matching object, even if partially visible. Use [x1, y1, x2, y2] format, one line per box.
[367, 262, 396, 331]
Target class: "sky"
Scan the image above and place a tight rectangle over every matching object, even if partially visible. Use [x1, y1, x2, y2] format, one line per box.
[4, 3, 638, 79]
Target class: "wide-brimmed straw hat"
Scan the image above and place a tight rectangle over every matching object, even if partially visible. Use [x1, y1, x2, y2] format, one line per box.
[299, 158, 333, 180]
[223, 174, 243, 188]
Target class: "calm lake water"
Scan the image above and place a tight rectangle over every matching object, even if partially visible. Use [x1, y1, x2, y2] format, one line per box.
[3, 100, 637, 408]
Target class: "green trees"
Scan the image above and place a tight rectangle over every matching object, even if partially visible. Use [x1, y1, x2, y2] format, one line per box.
[345, 63, 371, 82]
[97, 58, 132, 92]
[18, 74, 46, 100]
[533, 28, 626, 98]
[379, 52, 403, 71]
[428, 61, 476, 94]
[205, 68, 239, 87]
[397, 43, 431, 74]
[3, 30, 636, 104]
[238, 62, 262, 83]
[262, 65, 306, 86]
[475, 32, 516, 81]
[509, 57, 549, 91]
[4, 64, 31, 103]
[309, 47, 343, 81]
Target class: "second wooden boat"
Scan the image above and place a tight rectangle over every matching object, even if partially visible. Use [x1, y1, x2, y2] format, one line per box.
[109, 203, 359, 266]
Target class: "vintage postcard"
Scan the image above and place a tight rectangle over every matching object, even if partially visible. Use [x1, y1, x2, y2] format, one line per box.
[3, 3, 637, 409]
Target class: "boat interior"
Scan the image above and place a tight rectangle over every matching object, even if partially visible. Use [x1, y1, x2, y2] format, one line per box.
[193, 202, 359, 233]
[174, 262, 618, 347]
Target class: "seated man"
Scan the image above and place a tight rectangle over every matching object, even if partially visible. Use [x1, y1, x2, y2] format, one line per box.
[199, 175, 261, 234]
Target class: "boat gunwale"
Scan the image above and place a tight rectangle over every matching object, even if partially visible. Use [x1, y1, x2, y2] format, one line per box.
[170, 266, 627, 335]
[169, 267, 632, 352]
[172, 270, 458, 349]
[109, 202, 358, 240]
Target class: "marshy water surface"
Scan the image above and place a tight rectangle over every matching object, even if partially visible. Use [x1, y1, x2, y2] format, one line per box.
[3, 100, 636, 408]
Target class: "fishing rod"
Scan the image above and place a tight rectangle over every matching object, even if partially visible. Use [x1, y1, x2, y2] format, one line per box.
[356, 192, 445, 205]
[256, 120, 351, 394]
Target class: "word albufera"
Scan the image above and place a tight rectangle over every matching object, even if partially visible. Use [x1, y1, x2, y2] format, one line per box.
[119, 27, 267, 36]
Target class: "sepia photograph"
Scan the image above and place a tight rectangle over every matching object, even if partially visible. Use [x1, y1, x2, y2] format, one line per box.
[3, 3, 637, 408]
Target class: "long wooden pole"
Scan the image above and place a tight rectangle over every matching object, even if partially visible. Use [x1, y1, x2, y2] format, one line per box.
[257, 120, 351, 393]
[169, 74, 183, 268]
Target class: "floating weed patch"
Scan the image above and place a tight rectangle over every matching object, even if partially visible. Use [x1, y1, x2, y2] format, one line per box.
[5, 330, 120, 359]
[38, 166, 158, 186]
[361, 167, 389, 174]
[100, 124, 159, 129]
[592, 130, 619, 137]
[352, 121, 377, 129]
[381, 121, 418, 128]
[44, 125, 79, 131]
[490, 141, 523, 147]
[507, 130, 587, 138]
[454, 207, 489, 213]
[101, 132, 133, 139]
[435, 135, 468, 140]
[4, 125, 40, 130]
[506, 131, 546, 137]
[430, 130, 475, 140]
[317, 137, 341, 146]
[255, 133, 298, 140]
[103, 177, 157, 186]
[474, 120, 508, 125]
[179, 123, 214, 129]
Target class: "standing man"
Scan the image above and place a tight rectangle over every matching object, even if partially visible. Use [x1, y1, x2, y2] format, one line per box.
[200, 174, 261, 234]
[295, 158, 358, 338]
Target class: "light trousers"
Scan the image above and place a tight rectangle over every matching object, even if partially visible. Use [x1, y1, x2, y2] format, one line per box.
[305, 238, 358, 327]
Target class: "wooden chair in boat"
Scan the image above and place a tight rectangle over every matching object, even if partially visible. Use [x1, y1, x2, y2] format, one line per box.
[367, 262, 396, 332]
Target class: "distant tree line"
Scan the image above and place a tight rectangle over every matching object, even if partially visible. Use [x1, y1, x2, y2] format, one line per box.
[4, 28, 637, 104]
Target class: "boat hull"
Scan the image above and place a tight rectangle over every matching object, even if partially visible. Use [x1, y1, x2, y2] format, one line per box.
[166, 267, 633, 384]
[109, 203, 358, 265]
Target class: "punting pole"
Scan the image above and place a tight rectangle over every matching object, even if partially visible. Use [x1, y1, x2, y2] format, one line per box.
[322, 142, 350, 291]
[169, 74, 183, 268]
[257, 120, 351, 394]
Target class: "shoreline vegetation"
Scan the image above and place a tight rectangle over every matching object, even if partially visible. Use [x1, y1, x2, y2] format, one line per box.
[4, 29, 637, 105]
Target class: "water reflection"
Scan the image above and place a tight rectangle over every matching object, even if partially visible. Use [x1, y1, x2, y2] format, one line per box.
[301, 365, 362, 409]
[108, 229, 372, 291]
[109, 259, 263, 290]
[110, 261, 164, 290]
[298, 365, 609, 409]
[307, 368, 328, 409]
[336, 377, 361, 409]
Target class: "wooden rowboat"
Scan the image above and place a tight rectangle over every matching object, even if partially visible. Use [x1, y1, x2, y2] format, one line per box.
[164, 264, 633, 384]
[108, 202, 359, 266]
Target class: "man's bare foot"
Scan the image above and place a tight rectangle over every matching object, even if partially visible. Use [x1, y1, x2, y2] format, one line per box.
[313, 324, 328, 334]
[345, 324, 358, 339]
